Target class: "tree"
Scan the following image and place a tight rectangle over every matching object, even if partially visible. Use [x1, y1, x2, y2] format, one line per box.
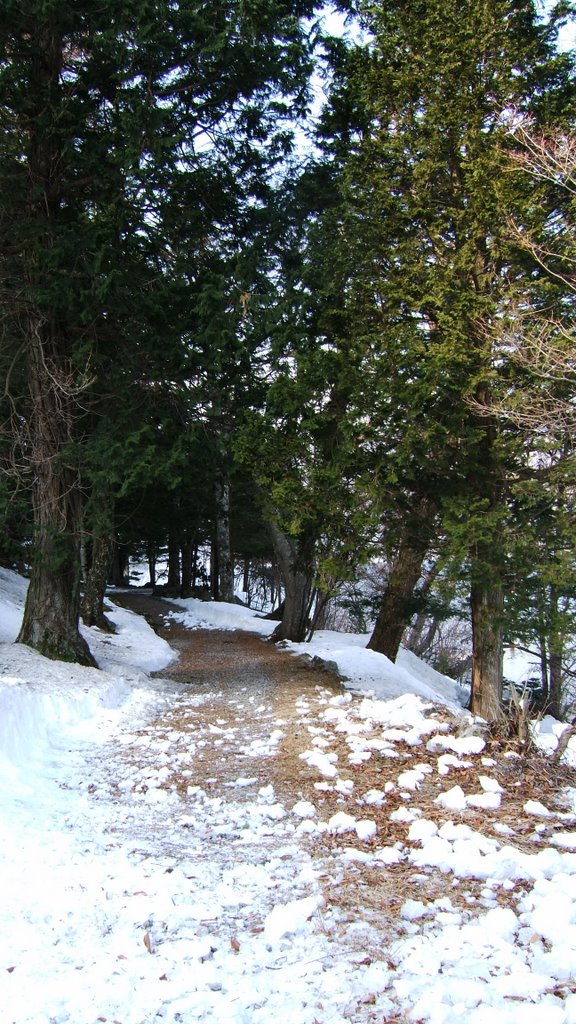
[0, 0, 319, 663]
[234, 176, 374, 640]
[313, 0, 575, 717]
[466, 119, 576, 716]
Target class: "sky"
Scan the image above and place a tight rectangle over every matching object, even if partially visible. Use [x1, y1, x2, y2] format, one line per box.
[1, 567, 576, 1024]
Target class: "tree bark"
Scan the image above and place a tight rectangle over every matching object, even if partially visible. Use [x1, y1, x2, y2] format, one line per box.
[81, 532, 115, 632]
[166, 530, 181, 596]
[268, 521, 315, 643]
[538, 631, 550, 707]
[549, 650, 563, 719]
[468, 377, 505, 721]
[214, 477, 234, 603]
[17, 319, 95, 666]
[15, 19, 95, 666]
[469, 578, 503, 719]
[180, 538, 193, 597]
[367, 499, 437, 661]
[548, 585, 564, 719]
[367, 542, 429, 661]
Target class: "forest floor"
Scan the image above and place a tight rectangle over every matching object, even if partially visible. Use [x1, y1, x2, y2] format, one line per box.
[4, 580, 576, 1023]
[112, 590, 348, 814]
[112, 592, 576, 944]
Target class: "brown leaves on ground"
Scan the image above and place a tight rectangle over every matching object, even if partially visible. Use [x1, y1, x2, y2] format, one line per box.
[111, 591, 576, 942]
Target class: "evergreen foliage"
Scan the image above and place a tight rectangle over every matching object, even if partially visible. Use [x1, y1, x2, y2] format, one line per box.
[0, 0, 575, 719]
[0, 0, 319, 661]
[304, 0, 576, 715]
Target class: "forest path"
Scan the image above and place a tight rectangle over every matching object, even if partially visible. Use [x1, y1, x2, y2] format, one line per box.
[110, 589, 345, 809]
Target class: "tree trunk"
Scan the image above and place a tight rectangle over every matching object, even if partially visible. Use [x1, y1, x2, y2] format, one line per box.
[403, 557, 443, 657]
[191, 543, 199, 590]
[166, 530, 180, 596]
[549, 651, 563, 719]
[81, 532, 115, 632]
[468, 376, 505, 721]
[15, 20, 94, 666]
[180, 538, 193, 597]
[367, 542, 429, 661]
[268, 521, 315, 643]
[408, 615, 440, 659]
[215, 477, 234, 603]
[367, 499, 437, 661]
[110, 543, 129, 587]
[210, 534, 219, 600]
[538, 630, 550, 707]
[548, 585, 564, 719]
[17, 319, 95, 666]
[242, 558, 250, 602]
[469, 578, 503, 719]
[147, 543, 157, 590]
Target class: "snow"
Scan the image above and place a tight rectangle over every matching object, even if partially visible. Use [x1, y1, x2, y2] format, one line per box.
[1, 572, 576, 1022]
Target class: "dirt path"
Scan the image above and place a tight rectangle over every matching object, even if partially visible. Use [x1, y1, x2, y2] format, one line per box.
[107, 591, 576, 933]
[111, 591, 345, 807]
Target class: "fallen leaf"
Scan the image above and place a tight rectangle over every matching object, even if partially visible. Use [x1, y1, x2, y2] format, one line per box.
[143, 931, 155, 954]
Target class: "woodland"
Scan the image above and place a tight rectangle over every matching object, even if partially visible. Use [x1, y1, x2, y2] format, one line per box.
[1, 0, 576, 723]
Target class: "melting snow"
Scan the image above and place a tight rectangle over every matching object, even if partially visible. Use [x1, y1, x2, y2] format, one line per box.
[0, 571, 576, 1022]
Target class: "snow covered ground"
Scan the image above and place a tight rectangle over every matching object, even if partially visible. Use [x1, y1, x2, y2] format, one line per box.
[1, 570, 576, 1023]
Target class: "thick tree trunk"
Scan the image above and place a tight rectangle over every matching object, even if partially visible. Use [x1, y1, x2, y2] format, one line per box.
[15, 21, 94, 666]
[469, 578, 503, 719]
[468, 377, 505, 721]
[367, 542, 429, 661]
[268, 521, 315, 643]
[17, 319, 94, 666]
[549, 651, 563, 719]
[81, 532, 115, 631]
[215, 477, 234, 603]
[367, 499, 437, 661]
[210, 536, 218, 600]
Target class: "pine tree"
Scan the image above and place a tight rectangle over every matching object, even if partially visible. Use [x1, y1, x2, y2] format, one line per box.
[321, 0, 575, 716]
[0, 0, 318, 663]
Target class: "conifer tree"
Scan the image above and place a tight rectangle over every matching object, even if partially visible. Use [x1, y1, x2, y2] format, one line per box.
[322, 0, 575, 716]
[0, 0, 318, 663]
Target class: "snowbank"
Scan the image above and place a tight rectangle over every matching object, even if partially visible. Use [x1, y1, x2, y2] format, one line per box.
[0, 569, 176, 783]
[1, 572, 576, 1024]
